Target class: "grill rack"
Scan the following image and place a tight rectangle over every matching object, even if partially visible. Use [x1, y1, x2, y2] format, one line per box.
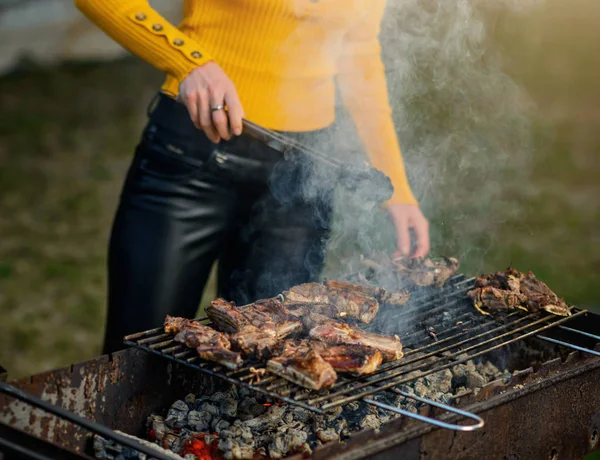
[124, 275, 599, 428]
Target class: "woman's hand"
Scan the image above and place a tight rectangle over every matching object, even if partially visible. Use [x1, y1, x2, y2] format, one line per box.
[387, 204, 430, 258]
[177, 62, 245, 143]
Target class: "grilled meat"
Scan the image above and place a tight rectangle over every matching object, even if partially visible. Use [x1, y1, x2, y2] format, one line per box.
[206, 299, 278, 358]
[206, 298, 250, 334]
[307, 314, 403, 363]
[362, 256, 459, 288]
[468, 268, 571, 317]
[283, 283, 330, 305]
[282, 280, 400, 324]
[229, 329, 278, 360]
[519, 271, 571, 316]
[163, 315, 242, 370]
[277, 339, 383, 375]
[266, 349, 337, 391]
[241, 298, 302, 338]
[393, 256, 459, 287]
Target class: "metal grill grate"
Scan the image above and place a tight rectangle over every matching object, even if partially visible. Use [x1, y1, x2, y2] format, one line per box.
[124, 275, 596, 422]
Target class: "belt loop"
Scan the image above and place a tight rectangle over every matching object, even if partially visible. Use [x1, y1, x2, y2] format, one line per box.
[146, 92, 161, 118]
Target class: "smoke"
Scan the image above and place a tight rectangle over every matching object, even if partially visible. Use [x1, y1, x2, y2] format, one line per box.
[315, 0, 542, 280]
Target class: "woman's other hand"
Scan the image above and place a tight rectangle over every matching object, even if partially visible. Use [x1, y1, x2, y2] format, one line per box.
[387, 204, 430, 258]
[177, 62, 245, 143]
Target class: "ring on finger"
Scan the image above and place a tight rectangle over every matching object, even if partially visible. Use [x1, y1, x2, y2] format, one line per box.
[211, 104, 224, 112]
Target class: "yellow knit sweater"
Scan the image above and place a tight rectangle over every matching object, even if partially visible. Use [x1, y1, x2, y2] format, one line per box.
[74, 0, 416, 204]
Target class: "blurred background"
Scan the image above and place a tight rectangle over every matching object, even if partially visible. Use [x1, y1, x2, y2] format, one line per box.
[0, 0, 598, 382]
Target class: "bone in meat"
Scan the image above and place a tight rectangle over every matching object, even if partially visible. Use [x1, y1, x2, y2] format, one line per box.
[163, 315, 242, 370]
[266, 349, 337, 391]
[306, 314, 403, 363]
[279, 339, 382, 375]
[240, 298, 302, 338]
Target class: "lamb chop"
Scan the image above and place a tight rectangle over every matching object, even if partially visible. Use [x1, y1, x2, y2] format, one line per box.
[362, 256, 459, 288]
[276, 339, 383, 375]
[468, 268, 571, 317]
[282, 281, 382, 324]
[206, 299, 279, 359]
[324, 279, 410, 306]
[240, 298, 303, 338]
[163, 315, 242, 370]
[266, 348, 337, 391]
[306, 313, 403, 363]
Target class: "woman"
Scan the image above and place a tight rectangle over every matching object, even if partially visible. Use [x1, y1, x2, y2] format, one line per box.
[75, 0, 430, 354]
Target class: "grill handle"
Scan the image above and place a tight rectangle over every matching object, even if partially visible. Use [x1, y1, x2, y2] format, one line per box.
[364, 390, 484, 432]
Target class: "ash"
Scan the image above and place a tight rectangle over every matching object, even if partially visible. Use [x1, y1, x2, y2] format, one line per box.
[93, 358, 509, 460]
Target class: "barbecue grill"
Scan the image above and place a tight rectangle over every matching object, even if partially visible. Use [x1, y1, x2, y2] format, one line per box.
[2, 275, 600, 459]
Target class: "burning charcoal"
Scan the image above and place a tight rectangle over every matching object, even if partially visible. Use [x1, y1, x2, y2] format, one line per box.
[359, 414, 381, 431]
[217, 438, 254, 460]
[187, 410, 211, 432]
[477, 361, 501, 379]
[316, 428, 339, 443]
[290, 406, 311, 424]
[465, 370, 487, 389]
[268, 427, 308, 459]
[423, 369, 453, 394]
[198, 401, 219, 417]
[147, 414, 168, 443]
[213, 417, 231, 434]
[184, 393, 196, 407]
[237, 397, 266, 421]
[244, 405, 285, 432]
[165, 400, 190, 427]
[220, 395, 239, 418]
[219, 420, 255, 460]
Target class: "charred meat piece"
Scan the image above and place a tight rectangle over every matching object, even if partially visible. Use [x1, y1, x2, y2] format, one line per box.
[195, 348, 243, 370]
[206, 299, 279, 359]
[468, 286, 528, 316]
[229, 329, 279, 360]
[277, 339, 383, 375]
[307, 314, 403, 363]
[266, 349, 337, 391]
[310, 342, 382, 375]
[323, 279, 410, 306]
[163, 316, 242, 370]
[468, 268, 571, 317]
[519, 271, 571, 316]
[393, 256, 459, 287]
[362, 256, 459, 288]
[282, 283, 330, 305]
[242, 298, 302, 338]
[205, 298, 250, 334]
[283, 281, 390, 324]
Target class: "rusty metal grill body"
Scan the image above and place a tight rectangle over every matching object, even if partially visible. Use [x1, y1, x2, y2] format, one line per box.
[123, 275, 595, 419]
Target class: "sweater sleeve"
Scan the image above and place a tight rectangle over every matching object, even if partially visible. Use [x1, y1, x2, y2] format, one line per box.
[336, 3, 417, 205]
[73, 0, 213, 87]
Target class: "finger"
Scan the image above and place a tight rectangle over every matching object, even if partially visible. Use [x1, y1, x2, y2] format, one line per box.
[412, 220, 430, 258]
[224, 89, 244, 136]
[199, 91, 220, 143]
[183, 92, 200, 129]
[210, 93, 230, 140]
[392, 217, 411, 258]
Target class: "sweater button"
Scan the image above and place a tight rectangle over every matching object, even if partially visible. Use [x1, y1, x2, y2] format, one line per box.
[134, 13, 146, 21]
[173, 38, 184, 46]
[191, 51, 202, 59]
[152, 24, 163, 32]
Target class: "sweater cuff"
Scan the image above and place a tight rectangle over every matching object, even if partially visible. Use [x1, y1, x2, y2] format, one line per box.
[127, 9, 213, 81]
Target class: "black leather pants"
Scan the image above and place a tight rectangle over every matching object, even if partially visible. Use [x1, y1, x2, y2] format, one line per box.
[102, 94, 333, 354]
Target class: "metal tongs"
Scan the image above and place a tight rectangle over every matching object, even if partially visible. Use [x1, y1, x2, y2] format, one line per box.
[242, 119, 394, 204]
